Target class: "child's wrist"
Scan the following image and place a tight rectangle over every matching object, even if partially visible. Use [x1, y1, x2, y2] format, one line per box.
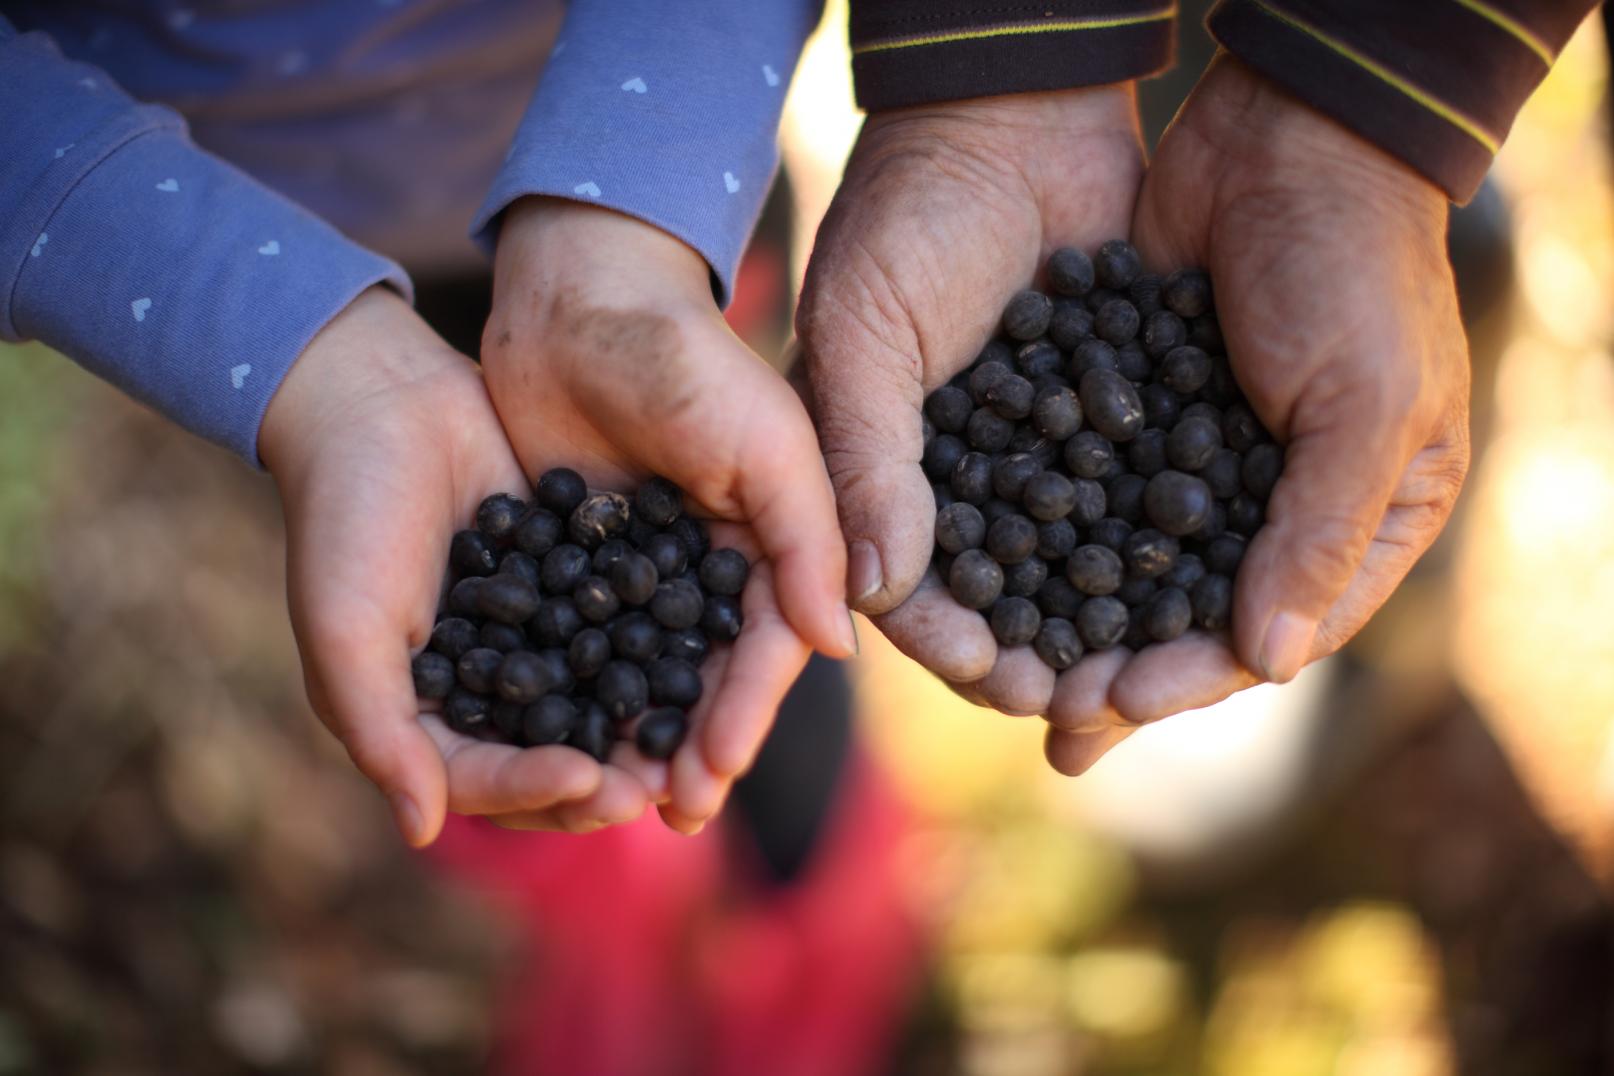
[259, 287, 462, 478]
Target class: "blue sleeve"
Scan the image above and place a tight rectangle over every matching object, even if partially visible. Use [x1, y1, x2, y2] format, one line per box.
[0, 17, 411, 467]
[471, 0, 823, 307]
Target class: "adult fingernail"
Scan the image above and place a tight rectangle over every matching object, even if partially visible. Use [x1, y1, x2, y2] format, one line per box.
[847, 539, 883, 608]
[1259, 612, 1317, 684]
[389, 792, 426, 847]
[842, 607, 861, 657]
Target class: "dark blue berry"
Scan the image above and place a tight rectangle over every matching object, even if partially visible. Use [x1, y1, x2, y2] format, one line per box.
[597, 660, 649, 722]
[455, 647, 503, 694]
[949, 549, 1004, 609]
[635, 476, 684, 527]
[990, 596, 1041, 646]
[523, 695, 576, 746]
[1067, 545, 1123, 596]
[430, 617, 479, 661]
[647, 657, 703, 708]
[698, 549, 750, 597]
[450, 530, 498, 576]
[568, 627, 612, 679]
[1034, 617, 1082, 669]
[536, 467, 588, 517]
[476, 494, 526, 544]
[411, 652, 455, 699]
[609, 612, 664, 664]
[636, 708, 688, 760]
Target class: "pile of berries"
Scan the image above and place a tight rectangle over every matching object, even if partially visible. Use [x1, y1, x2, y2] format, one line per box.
[924, 239, 1283, 671]
[409, 469, 747, 762]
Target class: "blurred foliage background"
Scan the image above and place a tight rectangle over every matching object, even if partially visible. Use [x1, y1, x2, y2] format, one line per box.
[5, 6, 1614, 1076]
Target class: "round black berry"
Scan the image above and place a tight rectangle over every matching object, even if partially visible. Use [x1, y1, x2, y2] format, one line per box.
[641, 532, 688, 580]
[411, 652, 455, 699]
[1048, 247, 1096, 296]
[498, 550, 542, 588]
[1191, 574, 1233, 631]
[1031, 386, 1082, 440]
[1076, 596, 1129, 649]
[1089, 517, 1133, 552]
[992, 453, 1041, 502]
[1069, 338, 1120, 381]
[1162, 268, 1211, 318]
[573, 575, 620, 623]
[568, 701, 614, 762]
[1067, 544, 1123, 596]
[568, 627, 612, 679]
[1139, 383, 1183, 431]
[949, 549, 1004, 609]
[636, 708, 688, 761]
[478, 574, 541, 624]
[568, 493, 632, 550]
[1226, 493, 1265, 537]
[609, 612, 664, 664]
[698, 548, 749, 597]
[1201, 448, 1244, 499]
[990, 596, 1042, 646]
[514, 508, 563, 559]
[1160, 346, 1212, 395]
[479, 621, 528, 653]
[650, 579, 704, 630]
[647, 657, 703, 709]
[634, 476, 684, 527]
[496, 650, 553, 704]
[540, 544, 592, 595]
[523, 695, 576, 747]
[1001, 555, 1048, 599]
[610, 552, 659, 606]
[1023, 471, 1077, 522]
[1094, 298, 1140, 346]
[536, 467, 588, 518]
[1123, 528, 1179, 579]
[447, 577, 485, 617]
[1144, 587, 1192, 642]
[1141, 311, 1187, 359]
[1094, 239, 1142, 289]
[1115, 576, 1157, 608]
[444, 689, 491, 734]
[926, 385, 975, 434]
[1049, 300, 1093, 350]
[666, 517, 711, 562]
[922, 433, 968, 481]
[1035, 517, 1077, 560]
[1036, 577, 1084, 619]
[1203, 534, 1247, 578]
[985, 373, 1035, 421]
[597, 660, 649, 722]
[1034, 617, 1083, 669]
[430, 617, 479, 661]
[1242, 443, 1284, 501]
[967, 407, 1015, 452]
[1221, 401, 1265, 454]
[662, 627, 709, 667]
[1064, 431, 1114, 479]
[1078, 368, 1145, 443]
[450, 530, 498, 577]
[476, 494, 527, 544]
[700, 595, 743, 642]
[1160, 552, 1206, 590]
[456, 647, 504, 695]
[1144, 470, 1214, 536]
[936, 501, 987, 555]
[1106, 473, 1148, 524]
[951, 451, 995, 505]
[1127, 428, 1169, 478]
[1116, 341, 1153, 383]
[1003, 289, 1054, 340]
[529, 597, 583, 647]
[985, 514, 1038, 564]
[968, 360, 1011, 405]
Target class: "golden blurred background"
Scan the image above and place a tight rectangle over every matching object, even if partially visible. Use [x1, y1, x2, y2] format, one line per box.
[4, 5, 1614, 1076]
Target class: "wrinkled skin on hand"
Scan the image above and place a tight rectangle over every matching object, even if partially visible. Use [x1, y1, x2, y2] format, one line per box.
[1047, 57, 1471, 772]
[796, 85, 1146, 713]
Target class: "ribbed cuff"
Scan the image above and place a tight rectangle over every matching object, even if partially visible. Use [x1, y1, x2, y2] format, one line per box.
[850, 2, 1175, 111]
[1209, 0, 1512, 203]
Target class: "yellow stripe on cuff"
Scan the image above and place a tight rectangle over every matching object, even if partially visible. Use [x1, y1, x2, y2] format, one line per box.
[1448, 0, 1555, 65]
[1250, 0, 1501, 153]
[853, 5, 1176, 56]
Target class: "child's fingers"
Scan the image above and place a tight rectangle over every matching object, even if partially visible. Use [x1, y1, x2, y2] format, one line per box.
[299, 611, 450, 848]
[421, 718, 605, 814]
[1044, 723, 1135, 777]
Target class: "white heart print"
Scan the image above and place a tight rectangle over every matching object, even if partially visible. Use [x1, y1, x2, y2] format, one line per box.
[763, 65, 780, 87]
[621, 77, 647, 93]
[573, 181, 601, 198]
[724, 172, 740, 194]
[231, 364, 252, 390]
[131, 298, 152, 321]
[258, 240, 280, 256]
[30, 233, 47, 258]
[156, 178, 179, 192]
[54, 144, 73, 159]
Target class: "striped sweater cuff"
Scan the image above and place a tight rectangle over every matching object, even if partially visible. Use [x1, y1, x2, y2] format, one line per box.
[849, 2, 1176, 112]
[1208, 0, 1588, 204]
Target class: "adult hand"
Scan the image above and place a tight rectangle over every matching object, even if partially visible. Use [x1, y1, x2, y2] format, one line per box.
[796, 86, 1146, 713]
[481, 198, 856, 834]
[1046, 56, 1471, 772]
[262, 288, 636, 847]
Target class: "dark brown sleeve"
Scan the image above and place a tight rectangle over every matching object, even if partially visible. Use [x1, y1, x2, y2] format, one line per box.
[848, 1, 1176, 112]
[1207, 0, 1600, 203]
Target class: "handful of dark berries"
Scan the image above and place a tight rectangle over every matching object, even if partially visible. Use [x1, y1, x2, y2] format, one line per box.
[409, 468, 748, 763]
[925, 239, 1284, 670]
